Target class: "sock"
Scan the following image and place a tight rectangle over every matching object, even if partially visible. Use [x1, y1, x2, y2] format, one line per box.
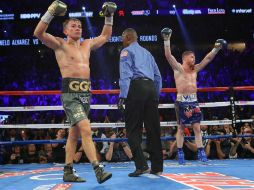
[65, 163, 73, 168]
[92, 161, 100, 169]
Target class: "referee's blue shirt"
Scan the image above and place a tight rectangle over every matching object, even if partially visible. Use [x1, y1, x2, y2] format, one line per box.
[119, 42, 162, 99]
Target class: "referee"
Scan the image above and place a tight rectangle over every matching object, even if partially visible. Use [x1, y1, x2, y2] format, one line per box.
[118, 28, 163, 177]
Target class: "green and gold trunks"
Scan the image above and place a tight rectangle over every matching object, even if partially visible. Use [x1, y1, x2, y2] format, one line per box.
[61, 78, 91, 126]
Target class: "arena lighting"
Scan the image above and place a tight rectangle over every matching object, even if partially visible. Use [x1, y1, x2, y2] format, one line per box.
[118, 10, 125, 16]
[172, 5, 177, 12]
[82, 9, 94, 37]
[173, 5, 194, 50]
[228, 42, 246, 52]
[0, 10, 2, 13]
[83, 7, 109, 77]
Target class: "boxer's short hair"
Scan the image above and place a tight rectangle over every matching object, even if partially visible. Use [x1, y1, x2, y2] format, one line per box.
[182, 50, 194, 59]
[63, 18, 81, 29]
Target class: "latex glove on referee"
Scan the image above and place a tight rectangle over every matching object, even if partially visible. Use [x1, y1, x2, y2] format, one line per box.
[41, 0, 67, 24]
[100, 2, 117, 26]
[117, 98, 125, 113]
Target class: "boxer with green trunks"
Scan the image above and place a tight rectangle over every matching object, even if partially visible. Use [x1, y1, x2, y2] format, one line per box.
[34, 0, 117, 184]
[61, 78, 91, 126]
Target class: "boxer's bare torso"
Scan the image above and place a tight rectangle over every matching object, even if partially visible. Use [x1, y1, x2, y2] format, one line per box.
[54, 38, 91, 79]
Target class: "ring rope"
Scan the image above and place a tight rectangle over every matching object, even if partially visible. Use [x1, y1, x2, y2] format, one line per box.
[0, 86, 253, 96]
[0, 101, 254, 112]
[1, 134, 254, 145]
[0, 119, 253, 129]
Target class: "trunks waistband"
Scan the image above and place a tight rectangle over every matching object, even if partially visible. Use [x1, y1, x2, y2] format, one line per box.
[62, 78, 91, 93]
[177, 93, 197, 102]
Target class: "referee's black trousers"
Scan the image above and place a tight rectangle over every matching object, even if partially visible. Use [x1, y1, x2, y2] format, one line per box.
[125, 79, 163, 172]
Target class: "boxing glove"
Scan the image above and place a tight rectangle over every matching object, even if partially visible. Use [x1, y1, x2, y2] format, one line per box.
[161, 28, 172, 41]
[48, 0, 67, 16]
[215, 39, 227, 49]
[100, 2, 117, 17]
[41, 0, 67, 24]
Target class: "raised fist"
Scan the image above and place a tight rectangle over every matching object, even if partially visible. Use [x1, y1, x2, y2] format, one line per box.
[215, 39, 227, 49]
[161, 28, 172, 41]
[48, 0, 67, 16]
[100, 2, 117, 17]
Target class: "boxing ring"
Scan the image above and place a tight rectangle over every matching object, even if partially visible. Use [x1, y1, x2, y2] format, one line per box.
[1, 86, 254, 190]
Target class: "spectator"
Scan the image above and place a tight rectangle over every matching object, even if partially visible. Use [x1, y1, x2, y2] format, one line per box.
[206, 129, 232, 159]
[9, 146, 24, 164]
[38, 144, 54, 163]
[105, 129, 133, 162]
[52, 129, 66, 163]
[230, 126, 254, 159]
[223, 119, 234, 135]
[24, 144, 38, 163]
[251, 114, 254, 130]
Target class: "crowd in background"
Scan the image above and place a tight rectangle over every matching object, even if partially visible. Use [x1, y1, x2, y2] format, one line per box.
[0, 0, 254, 165]
[0, 113, 254, 165]
[0, 31, 254, 165]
